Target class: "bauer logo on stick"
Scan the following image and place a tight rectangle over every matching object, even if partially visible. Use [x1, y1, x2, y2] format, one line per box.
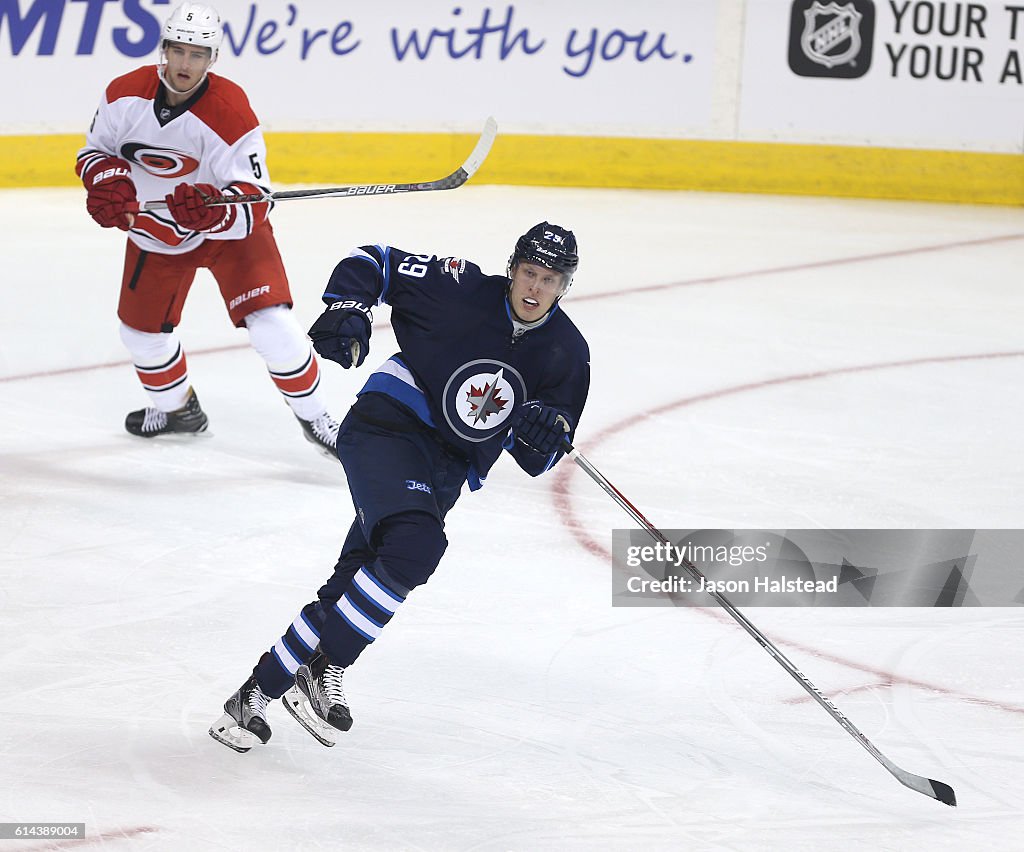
[345, 184, 397, 196]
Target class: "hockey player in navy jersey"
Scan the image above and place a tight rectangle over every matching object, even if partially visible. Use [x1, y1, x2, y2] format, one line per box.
[210, 222, 590, 751]
[75, 3, 340, 457]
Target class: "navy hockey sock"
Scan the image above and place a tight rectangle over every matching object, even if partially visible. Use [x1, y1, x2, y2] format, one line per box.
[318, 512, 447, 666]
[253, 601, 326, 698]
[320, 562, 408, 666]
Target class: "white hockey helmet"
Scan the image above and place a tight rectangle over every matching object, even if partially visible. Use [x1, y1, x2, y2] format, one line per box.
[162, 3, 223, 55]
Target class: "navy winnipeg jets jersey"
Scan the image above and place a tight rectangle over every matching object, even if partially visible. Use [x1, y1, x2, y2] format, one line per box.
[324, 245, 590, 488]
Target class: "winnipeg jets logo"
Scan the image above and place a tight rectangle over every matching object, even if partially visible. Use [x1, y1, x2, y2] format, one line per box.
[442, 359, 526, 442]
[120, 142, 200, 178]
[465, 369, 509, 425]
[442, 257, 466, 283]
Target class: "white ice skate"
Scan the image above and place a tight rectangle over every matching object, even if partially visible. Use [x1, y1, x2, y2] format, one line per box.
[283, 649, 352, 747]
[209, 675, 273, 753]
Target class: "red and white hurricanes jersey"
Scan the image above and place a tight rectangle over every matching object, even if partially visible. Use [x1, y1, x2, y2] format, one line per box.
[77, 66, 273, 255]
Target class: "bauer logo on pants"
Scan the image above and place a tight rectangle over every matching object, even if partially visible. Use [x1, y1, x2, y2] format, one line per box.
[788, 0, 875, 78]
[442, 359, 526, 443]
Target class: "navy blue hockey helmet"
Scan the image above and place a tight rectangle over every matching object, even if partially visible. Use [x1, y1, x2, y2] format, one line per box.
[507, 222, 579, 295]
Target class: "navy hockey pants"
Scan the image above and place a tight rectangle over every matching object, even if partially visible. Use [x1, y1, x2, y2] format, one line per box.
[254, 393, 469, 698]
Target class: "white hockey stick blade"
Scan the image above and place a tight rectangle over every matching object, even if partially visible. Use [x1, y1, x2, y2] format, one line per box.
[458, 115, 498, 181]
[282, 686, 337, 747]
[143, 117, 498, 211]
[883, 756, 958, 806]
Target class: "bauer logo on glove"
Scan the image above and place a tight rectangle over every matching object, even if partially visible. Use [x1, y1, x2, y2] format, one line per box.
[81, 155, 139, 231]
[91, 165, 131, 185]
[308, 299, 372, 369]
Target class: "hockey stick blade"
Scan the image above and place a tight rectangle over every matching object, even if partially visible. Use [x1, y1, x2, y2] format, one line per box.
[884, 758, 957, 806]
[142, 117, 498, 211]
[563, 439, 957, 807]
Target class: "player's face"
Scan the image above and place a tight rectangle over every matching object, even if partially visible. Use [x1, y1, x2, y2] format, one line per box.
[163, 42, 213, 94]
[508, 262, 565, 322]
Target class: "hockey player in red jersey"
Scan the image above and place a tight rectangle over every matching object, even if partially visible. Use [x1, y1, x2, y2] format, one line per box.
[75, 3, 340, 457]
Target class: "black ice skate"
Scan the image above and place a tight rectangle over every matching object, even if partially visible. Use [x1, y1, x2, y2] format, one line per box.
[209, 674, 273, 753]
[125, 387, 208, 437]
[283, 648, 352, 747]
[296, 412, 340, 461]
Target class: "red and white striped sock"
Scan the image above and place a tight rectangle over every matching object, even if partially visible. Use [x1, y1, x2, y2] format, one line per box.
[245, 305, 329, 421]
[119, 322, 191, 411]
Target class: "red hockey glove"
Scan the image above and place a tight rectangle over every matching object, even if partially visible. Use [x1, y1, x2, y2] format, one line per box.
[165, 182, 228, 232]
[82, 156, 139, 231]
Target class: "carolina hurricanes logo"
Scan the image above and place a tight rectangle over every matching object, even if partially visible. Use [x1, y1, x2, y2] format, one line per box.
[120, 142, 200, 178]
[443, 359, 525, 442]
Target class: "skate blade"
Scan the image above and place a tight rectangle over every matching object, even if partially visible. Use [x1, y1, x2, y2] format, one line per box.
[209, 712, 258, 753]
[127, 430, 212, 442]
[282, 687, 337, 747]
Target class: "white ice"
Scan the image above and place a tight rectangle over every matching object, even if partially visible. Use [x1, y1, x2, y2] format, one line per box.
[1, 184, 1023, 851]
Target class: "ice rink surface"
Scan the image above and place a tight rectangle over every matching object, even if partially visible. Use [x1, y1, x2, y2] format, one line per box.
[2, 183, 1023, 850]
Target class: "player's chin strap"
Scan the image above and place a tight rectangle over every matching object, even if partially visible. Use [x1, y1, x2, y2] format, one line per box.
[507, 302, 553, 337]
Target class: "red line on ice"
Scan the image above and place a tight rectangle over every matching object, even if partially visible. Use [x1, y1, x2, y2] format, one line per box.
[2, 231, 1021, 384]
[5, 221, 1022, 713]
[18, 825, 158, 851]
[551, 349, 1024, 716]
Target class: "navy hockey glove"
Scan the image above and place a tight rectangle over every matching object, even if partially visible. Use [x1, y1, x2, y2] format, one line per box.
[512, 401, 571, 455]
[82, 156, 139, 231]
[165, 182, 228, 232]
[308, 300, 372, 368]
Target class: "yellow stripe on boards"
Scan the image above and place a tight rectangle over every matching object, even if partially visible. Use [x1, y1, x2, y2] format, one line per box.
[3, 135, 86, 187]
[3, 131, 1021, 206]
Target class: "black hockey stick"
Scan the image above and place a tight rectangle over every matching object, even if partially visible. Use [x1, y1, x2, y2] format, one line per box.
[564, 440, 957, 807]
[142, 116, 498, 211]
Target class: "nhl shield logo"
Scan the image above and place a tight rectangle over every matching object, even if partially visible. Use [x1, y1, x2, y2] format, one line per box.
[802, 2, 861, 68]
[788, 0, 874, 78]
[442, 359, 526, 443]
